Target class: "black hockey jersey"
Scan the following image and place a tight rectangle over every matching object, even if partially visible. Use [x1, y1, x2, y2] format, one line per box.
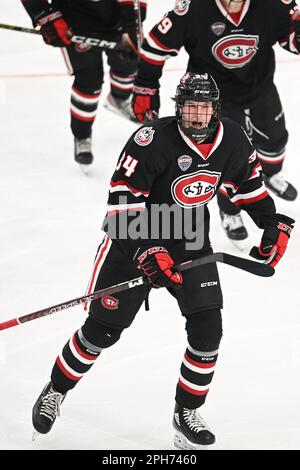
[21, 0, 147, 40]
[137, 0, 299, 107]
[103, 116, 276, 261]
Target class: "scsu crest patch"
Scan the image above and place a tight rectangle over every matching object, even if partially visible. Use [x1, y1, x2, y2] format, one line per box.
[171, 170, 221, 208]
[134, 127, 155, 146]
[75, 43, 92, 53]
[174, 0, 191, 16]
[212, 35, 259, 69]
[101, 296, 119, 310]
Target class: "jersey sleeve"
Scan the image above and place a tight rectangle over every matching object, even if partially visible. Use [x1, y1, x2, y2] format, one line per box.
[274, 0, 300, 55]
[136, 0, 195, 86]
[219, 128, 276, 229]
[20, 0, 50, 25]
[102, 126, 166, 256]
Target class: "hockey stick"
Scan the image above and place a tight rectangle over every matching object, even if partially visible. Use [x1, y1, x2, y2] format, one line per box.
[0, 23, 125, 51]
[0, 252, 273, 332]
[133, 0, 143, 53]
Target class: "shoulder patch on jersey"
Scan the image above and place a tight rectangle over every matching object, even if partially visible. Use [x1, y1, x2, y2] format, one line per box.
[134, 127, 155, 146]
[173, 0, 191, 16]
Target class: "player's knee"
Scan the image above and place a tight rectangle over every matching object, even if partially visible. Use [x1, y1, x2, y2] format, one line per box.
[73, 67, 103, 93]
[186, 309, 223, 351]
[81, 315, 123, 349]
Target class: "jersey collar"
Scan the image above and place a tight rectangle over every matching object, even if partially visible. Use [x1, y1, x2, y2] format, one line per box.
[216, 0, 251, 27]
[178, 122, 224, 161]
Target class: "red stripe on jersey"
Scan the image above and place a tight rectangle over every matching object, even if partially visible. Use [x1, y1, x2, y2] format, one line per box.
[184, 354, 216, 369]
[72, 334, 98, 361]
[222, 180, 240, 191]
[149, 32, 178, 52]
[119, 0, 147, 6]
[107, 207, 145, 216]
[249, 163, 262, 178]
[56, 357, 81, 381]
[258, 154, 285, 164]
[140, 53, 165, 66]
[218, 187, 229, 197]
[70, 109, 96, 122]
[178, 380, 209, 396]
[87, 236, 110, 296]
[234, 190, 269, 206]
[72, 86, 101, 99]
[110, 180, 150, 196]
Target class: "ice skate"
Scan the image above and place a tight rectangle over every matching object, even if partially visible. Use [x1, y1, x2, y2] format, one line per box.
[103, 93, 137, 122]
[264, 173, 297, 201]
[220, 210, 248, 250]
[32, 381, 66, 439]
[173, 403, 215, 450]
[74, 137, 93, 174]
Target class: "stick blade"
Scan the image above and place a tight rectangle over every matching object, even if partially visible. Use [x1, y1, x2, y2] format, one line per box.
[221, 253, 275, 277]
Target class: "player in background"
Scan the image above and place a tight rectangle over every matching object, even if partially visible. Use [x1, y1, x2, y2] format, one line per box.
[21, 0, 147, 168]
[132, 0, 299, 246]
[30, 73, 294, 450]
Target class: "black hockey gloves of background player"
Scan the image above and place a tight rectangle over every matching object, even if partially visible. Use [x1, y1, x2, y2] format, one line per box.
[250, 214, 294, 268]
[291, 7, 300, 52]
[36, 9, 72, 47]
[132, 79, 160, 124]
[137, 246, 183, 289]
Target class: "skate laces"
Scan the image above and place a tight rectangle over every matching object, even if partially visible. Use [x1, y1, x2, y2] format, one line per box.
[268, 174, 288, 194]
[183, 409, 208, 433]
[75, 138, 92, 154]
[223, 213, 244, 231]
[40, 387, 64, 421]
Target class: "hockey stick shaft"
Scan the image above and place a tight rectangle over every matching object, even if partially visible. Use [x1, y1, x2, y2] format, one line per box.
[0, 252, 273, 332]
[0, 23, 124, 51]
[133, 0, 143, 53]
[0, 23, 40, 34]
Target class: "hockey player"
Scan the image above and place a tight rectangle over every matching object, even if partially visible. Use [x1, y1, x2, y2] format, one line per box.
[132, 0, 299, 244]
[31, 74, 294, 449]
[21, 0, 147, 167]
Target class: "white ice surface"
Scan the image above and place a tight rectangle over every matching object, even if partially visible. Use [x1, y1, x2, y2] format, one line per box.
[0, 0, 300, 450]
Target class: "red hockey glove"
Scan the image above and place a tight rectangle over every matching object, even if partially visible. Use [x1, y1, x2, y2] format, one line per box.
[132, 83, 160, 123]
[291, 7, 300, 51]
[38, 10, 72, 47]
[138, 246, 183, 289]
[249, 214, 294, 268]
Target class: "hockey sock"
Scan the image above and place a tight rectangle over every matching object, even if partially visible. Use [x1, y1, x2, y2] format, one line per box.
[70, 85, 101, 139]
[176, 343, 219, 409]
[51, 329, 102, 394]
[109, 71, 135, 100]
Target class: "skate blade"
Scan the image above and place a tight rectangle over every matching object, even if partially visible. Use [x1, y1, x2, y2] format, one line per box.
[32, 430, 41, 442]
[229, 238, 247, 252]
[174, 432, 214, 451]
[103, 101, 137, 123]
[79, 164, 90, 176]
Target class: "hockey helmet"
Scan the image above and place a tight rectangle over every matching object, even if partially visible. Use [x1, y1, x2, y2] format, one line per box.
[175, 72, 220, 142]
